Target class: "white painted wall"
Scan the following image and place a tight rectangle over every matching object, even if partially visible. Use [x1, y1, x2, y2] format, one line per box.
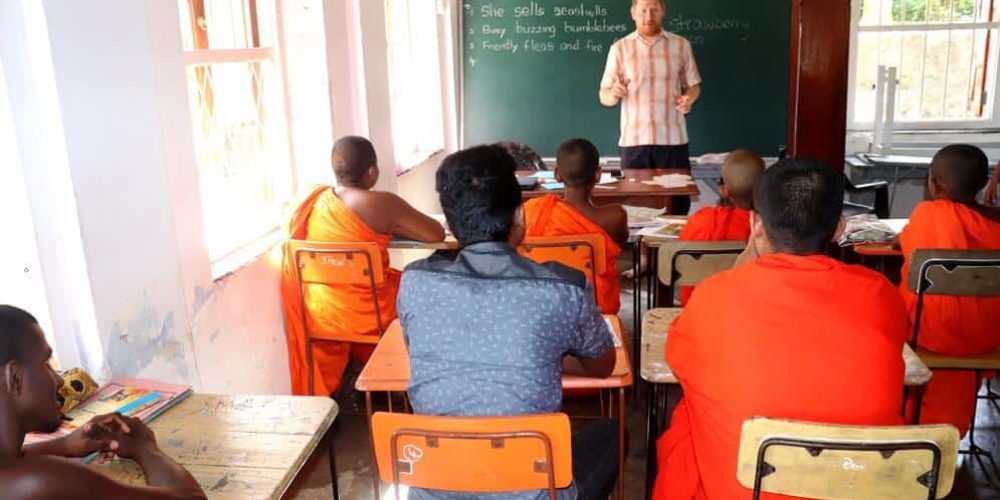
[1, 0, 449, 394]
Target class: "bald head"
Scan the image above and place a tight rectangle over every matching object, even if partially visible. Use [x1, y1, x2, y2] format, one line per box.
[721, 149, 765, 209]
[556, 138, 601, 188]
[332, 136, 378, 187]
[930, 144, 989, 202]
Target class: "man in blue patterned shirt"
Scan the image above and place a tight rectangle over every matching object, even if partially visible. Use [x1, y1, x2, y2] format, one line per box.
[397, 145, 619, 500]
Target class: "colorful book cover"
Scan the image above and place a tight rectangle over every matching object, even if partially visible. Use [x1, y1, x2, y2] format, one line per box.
[23, 377, 191, 447]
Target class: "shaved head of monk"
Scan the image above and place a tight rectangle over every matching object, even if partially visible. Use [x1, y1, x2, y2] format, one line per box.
[753, 157, 844, 255]
[720, 149, 765, 209]
[929, 144, 989, 204]
[332, 136, 379, 188]
[556, 138, 602, 188]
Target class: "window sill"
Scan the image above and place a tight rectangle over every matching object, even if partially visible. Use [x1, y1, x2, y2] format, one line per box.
[209, 227, 284, 281]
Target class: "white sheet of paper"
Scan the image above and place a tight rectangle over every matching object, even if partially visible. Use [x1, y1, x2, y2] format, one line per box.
[605, 317, 621, 347]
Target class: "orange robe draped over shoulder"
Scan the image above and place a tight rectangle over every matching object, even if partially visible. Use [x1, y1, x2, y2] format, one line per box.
[280, 187, 401, 396]
[654, 254, 907, 500]
[523, 195, 622, 314]
[677, 206, 751, 305]
[900, 200, 1000, 435]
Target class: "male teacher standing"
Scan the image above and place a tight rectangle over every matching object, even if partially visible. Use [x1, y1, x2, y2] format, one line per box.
[599, 0, 702, 214]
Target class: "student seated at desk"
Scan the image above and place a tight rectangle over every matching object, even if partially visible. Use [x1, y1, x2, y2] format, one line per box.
[676, 149, 764, 304]
[398, 145, 619, 500]
[281, 136, 444, 396]
[0, 306, 205, 500]
[653, 158, 908, 500]
[894, 145, 1000, 435]
[523, 138, 629, 315]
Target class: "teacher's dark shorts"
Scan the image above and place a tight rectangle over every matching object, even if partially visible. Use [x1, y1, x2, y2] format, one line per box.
[619, 144, 692, 215]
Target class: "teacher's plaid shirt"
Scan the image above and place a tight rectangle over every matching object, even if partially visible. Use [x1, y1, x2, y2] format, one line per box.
[601, 30, 702, 147]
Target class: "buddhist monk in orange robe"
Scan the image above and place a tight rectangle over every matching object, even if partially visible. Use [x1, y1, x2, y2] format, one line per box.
[896, 145, 1000, 435]
[280, 136, 445, 396]
[523, 138, 629, 315]
[654, 157, 908, 500]
[677, 150, 763, 304]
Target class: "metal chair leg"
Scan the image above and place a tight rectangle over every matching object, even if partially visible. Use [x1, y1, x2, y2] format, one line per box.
[327, 425, 340, 500]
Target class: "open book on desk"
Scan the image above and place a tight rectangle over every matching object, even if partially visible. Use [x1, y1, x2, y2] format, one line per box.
[24, 377, 192, 459]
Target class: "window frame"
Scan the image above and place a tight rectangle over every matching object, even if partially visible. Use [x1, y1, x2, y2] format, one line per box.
[847, 0, 1000, 131]
[179, 0, 298, 275]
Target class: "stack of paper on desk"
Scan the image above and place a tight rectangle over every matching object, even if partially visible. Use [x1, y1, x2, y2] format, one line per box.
[642, 173, 694, 188]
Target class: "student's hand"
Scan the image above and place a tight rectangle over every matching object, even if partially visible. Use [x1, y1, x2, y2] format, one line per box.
[612, 76, 629, 99]
[95, 416, 160, 464]
[675, 95, 693, 114]
[986, 161, 999, 207]
[60, 413, 133, 458]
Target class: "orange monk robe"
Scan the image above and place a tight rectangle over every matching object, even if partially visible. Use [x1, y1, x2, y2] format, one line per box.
[899, 200, 1000, 435]
[523, 195, 622, 314]
[280, 187, 400, 396]
[677, 206, 751, 305]
[654, 254, 907, 500]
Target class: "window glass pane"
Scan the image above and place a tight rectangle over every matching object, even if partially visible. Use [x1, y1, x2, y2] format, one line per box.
[185, 60, 291, 259]
[897, 32, 928, 120]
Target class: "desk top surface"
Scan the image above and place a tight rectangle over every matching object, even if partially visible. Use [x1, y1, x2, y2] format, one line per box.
[520, 169, 700, 199]
[91, 394, 338, 500]
[356, 317, 633, 393]
[640, 308, 932, 387]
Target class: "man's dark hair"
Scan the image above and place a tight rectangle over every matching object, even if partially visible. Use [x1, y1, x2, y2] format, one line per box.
[556, 138, 601, 187]
[331, 136, 377, 186]
[495, 141, 546, 171]
[437, 145, 522, 245]
[754, 157, 844, 255]
[930, 144, 989, 200]
[0, 305, 40, 365]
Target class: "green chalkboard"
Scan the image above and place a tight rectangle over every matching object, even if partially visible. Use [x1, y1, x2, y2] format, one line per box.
[461, 0, 791, 158]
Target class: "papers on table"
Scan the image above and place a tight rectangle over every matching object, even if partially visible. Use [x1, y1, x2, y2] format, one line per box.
[696, 152, 730, 165]
[642, 173, 695, 189]
[532, 171, 556, 180]
[534, 172, 619, 191]
[838, 214, 897, 246]
[623, 205, 667, 228]
[637, 219, 688, 239]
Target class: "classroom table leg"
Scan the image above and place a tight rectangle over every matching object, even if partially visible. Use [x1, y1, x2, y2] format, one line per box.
[618, 387, 626, 500]
[327, 426, 340, 500]
[366, 391, 379, 499]
[644, 383, 659, 500]
[632, 240, 641, 375]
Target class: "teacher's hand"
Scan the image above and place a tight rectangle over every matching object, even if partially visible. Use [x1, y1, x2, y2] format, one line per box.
[612, 76, 629, 99]
[675, 95, 693, 114]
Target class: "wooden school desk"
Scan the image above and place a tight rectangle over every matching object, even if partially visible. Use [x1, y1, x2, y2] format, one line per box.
[519, 169, 701, 211]
[92, 395, 339, 500]
[356, 317, 634, 500]
[639, 308, 933, 498]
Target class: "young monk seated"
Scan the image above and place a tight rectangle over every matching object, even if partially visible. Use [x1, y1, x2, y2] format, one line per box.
[399, 145, 619, 499]
[281, 136, 445, 396]
[895, 144, 1000, 435]
[676, 149, 764, 304]
[0, 305, 206, 500]
[523, 138, 629, 315]
[653, 157, 909, 500]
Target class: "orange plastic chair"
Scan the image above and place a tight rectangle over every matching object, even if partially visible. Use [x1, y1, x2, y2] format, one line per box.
[518, 234, 607, 300]
[371, 412, 573, 500]
[286, 240, 387, 395]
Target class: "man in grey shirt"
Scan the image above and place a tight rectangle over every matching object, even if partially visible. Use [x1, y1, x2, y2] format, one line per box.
[397, 145, 620, 500]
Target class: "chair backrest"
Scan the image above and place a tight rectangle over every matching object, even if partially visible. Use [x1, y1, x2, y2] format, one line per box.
[737, 418, 959, 500]
[906, 249, 1000, 297]
[906, 249, 1000, 346]
[371, 412, 573, 499]
[657, 240, 746, 288]
[286, 239, 387, 342]
[518, 234, 607, 287]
